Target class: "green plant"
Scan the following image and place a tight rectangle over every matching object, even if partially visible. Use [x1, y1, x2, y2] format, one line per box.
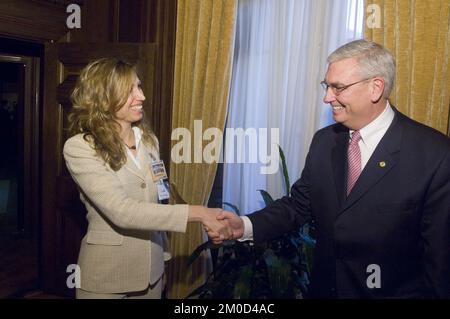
[186, 146, 316, 299]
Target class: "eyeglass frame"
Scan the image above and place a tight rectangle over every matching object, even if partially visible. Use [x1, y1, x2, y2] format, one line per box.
[320, 77, 374, 96]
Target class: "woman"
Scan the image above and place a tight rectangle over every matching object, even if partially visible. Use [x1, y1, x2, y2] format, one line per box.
[63, 58, 227, 299]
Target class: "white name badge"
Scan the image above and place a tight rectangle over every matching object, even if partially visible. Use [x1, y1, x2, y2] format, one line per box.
[150, 160, 168, 182]
[156, 179, 170, 201]
[149, 159, 170, 202]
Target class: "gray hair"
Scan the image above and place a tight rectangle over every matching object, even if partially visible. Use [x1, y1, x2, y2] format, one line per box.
[327, 39, 396, 98]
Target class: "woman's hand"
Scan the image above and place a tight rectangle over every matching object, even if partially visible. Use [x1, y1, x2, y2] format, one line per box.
[188, 206, 232, 244]
[216, 211, 244, 239]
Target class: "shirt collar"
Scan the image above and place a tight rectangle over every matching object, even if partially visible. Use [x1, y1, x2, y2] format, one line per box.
[350, 101, 394, 143]
[132, 126, 142, 150]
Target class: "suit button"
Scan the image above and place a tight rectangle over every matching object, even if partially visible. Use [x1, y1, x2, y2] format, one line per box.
[140, 183, 146, 189]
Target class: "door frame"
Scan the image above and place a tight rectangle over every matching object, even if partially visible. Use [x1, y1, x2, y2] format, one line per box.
[0, 53, 41, 296]
[0, 54, 40, 236]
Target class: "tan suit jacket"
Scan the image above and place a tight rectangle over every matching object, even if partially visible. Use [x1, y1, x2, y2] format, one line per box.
[63, 133, 188, 293]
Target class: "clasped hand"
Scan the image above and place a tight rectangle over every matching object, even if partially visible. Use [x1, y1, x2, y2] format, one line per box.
[202, 209, 244, 244]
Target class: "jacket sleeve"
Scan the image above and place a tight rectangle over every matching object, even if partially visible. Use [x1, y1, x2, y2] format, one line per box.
[63, 136, 189, 233]
[162, 231, 172, 262]
[421, 140, 450, 298]
[248, 133, 317, 243]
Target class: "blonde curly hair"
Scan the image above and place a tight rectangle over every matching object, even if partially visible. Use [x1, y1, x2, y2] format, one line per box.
[68, 58, 157, 171]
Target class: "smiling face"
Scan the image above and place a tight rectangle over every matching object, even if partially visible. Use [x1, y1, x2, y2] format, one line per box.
[323, 57, 385, 130]
[115, 74, 145, 128]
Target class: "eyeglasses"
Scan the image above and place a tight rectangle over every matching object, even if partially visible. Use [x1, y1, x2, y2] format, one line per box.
[320, 78, 372, 96]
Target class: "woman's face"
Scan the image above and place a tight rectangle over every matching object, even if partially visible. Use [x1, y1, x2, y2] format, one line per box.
[115, 75, 145, 126]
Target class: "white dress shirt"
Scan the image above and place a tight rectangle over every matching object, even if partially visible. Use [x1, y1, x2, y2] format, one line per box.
[126, 126, 143, 169]
[240, 102, 395, 241]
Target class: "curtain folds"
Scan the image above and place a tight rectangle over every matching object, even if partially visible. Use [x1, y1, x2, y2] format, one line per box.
[223, 0, 364, 215]
[365, 0, 450, 134]
[165, 0, 237, 299]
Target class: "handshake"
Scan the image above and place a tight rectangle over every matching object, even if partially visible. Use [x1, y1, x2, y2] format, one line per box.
[189, 206, 244, 244]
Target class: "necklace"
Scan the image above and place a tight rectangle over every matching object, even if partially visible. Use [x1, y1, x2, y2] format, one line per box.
[123, 128, 136, 150]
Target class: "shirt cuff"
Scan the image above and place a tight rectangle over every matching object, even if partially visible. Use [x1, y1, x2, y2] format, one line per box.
[238, 215, 254, 241]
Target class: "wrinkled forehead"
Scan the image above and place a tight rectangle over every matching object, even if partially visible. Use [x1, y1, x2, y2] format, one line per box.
[325, 57, 361, 83]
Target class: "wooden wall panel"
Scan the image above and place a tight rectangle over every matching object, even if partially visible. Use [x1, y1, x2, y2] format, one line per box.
[64, 0, 177, 169]
[67, 0, 114, 43]
[0, 0, 73, 42]
[0, 0, 178, 297]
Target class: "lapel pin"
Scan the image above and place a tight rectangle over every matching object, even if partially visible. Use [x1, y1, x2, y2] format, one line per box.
[379, 161, 386, 168]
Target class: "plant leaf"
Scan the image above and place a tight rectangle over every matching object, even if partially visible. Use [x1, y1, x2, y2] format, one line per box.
[185, 282, 209, 299]
[303, 244, 315, 276]
[233, 265, 253, 299]
[257, 189, 274, 206]
[278, 145, 291, 197]
[187, 241, 221, 267]
[263, 250, 292, 298]
[222, 202, 240, 215]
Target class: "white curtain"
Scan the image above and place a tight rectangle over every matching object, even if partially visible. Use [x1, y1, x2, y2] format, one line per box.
[223, 0, 364, 215]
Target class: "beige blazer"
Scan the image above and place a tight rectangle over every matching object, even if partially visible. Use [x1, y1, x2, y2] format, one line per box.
[63, 133, 188, 293]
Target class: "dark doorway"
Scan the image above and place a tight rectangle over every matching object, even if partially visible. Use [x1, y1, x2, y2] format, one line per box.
[0, 63, 21, 227]
[0, 38, 42, 298]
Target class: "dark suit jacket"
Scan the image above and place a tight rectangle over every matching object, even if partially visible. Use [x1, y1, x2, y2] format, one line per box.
[249, 109, 450, 298]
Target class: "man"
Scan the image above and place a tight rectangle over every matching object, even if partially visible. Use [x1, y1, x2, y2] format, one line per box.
[214, 40, 450, 298]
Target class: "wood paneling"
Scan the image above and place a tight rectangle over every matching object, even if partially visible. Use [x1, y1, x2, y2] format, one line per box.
[118, 0, 142, 42]
[0, 0, 74, 42]
[67, 0, 114, 43]
[64, 0, 178, 170]
[0, 0, 178, 297]
[0, 53, 41, 297]
[41, 44, 59, 293]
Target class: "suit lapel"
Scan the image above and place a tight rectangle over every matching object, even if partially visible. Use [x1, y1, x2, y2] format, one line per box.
[123, 148, 147, 181]
[339, 111, 403, 215]
[140, 145, 154, 179]
[331, 125, 349, 209]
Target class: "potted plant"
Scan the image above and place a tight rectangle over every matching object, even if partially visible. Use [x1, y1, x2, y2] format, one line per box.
[184, 146, 316, 299]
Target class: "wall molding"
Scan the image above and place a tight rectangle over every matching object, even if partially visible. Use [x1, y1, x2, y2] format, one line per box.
[0, 0, 84, 42]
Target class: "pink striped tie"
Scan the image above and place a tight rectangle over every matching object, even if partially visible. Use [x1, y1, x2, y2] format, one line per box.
[347, 130, 362, 195]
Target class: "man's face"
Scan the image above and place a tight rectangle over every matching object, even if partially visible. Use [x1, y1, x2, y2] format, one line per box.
[323, 57, 375, 130]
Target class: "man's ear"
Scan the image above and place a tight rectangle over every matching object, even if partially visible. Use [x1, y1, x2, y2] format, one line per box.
[370, 77, 385, 103]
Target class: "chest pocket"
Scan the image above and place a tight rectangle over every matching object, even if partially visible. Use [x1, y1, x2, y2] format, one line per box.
[376, 202, 418, 214]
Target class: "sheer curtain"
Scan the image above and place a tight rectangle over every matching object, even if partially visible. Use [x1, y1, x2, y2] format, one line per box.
[223, 0, 364, 215]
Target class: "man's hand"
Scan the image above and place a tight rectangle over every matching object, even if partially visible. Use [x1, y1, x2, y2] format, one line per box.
[199, 208, 232, 244]
[216, 211, 244, 240]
